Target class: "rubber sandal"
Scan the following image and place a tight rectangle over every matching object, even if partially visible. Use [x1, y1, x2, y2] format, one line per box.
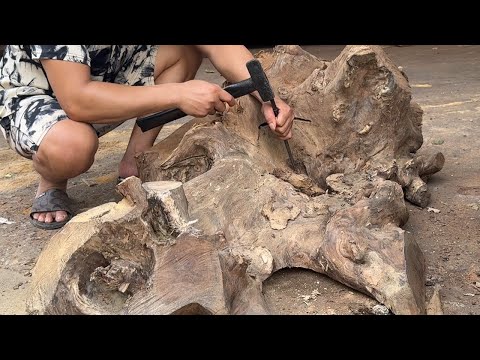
[29, 189, 73, 230]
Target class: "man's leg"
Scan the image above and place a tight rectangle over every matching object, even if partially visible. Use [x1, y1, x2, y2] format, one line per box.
[118, 45, 203, 178]
[32, 120, 99, 223]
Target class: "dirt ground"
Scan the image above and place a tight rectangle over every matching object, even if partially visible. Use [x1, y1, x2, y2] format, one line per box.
[0, 45, 478, 315]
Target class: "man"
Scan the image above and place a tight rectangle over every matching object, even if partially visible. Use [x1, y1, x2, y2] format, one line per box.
[0, 45, 294, 230]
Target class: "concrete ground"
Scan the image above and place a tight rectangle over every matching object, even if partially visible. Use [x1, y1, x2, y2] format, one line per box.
[0, 45, 479, 315]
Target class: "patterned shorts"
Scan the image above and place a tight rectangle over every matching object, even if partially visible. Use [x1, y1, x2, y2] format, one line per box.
[0, 45, 159, 159]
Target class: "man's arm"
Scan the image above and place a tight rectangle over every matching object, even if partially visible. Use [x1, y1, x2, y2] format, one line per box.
[41, 59, 234, 124]
[195, 46, 257, 94]
[196, 45, 294, 140]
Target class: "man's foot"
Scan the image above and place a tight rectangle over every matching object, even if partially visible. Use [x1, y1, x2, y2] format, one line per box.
[118, 155, 140, 180]
[119, 121, 158, 182]
[31, 179, 68, 225]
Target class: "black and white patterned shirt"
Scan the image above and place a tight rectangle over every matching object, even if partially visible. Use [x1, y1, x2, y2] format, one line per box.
[0, 45, 155, 119]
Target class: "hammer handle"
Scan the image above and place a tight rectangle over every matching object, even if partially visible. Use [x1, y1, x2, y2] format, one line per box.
[270, 99, 280, 117]
[136, 78, 254, 132]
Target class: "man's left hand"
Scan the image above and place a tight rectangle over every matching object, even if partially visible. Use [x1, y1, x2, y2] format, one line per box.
[261, 97, 294, 140]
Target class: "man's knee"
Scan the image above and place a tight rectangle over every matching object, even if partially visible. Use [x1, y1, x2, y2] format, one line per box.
[34, 120, 98, 173]
[181, 45, 203, 79]
[154, 45, 203, 81]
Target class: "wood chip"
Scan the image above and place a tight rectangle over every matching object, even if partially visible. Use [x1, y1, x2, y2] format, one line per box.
[118, 282, 130, 293]
[0, 217, 14, 225]
[411, 84, 432, 88]
[427, 286, 443, 315]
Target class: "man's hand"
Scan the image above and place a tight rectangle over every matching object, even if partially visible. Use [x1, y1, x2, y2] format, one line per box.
[177, 80, 236, 117]
[193, 46, 295, 139]
[261, 97, 294, 140]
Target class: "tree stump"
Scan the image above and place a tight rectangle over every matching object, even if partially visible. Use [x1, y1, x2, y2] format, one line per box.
[27, 45, 444, 315]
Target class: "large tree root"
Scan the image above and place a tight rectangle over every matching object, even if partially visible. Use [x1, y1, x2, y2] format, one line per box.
[27, 45, 444, 315]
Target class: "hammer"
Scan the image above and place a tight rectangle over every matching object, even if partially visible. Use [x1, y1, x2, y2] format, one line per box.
[136, 59, 305, 173]
[136, 59, 272, 131]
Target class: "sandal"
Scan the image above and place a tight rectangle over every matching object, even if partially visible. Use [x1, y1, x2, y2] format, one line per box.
[29, 189, 73, 230]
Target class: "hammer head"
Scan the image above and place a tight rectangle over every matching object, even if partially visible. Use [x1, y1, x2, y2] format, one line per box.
[246, 59, 275, 102]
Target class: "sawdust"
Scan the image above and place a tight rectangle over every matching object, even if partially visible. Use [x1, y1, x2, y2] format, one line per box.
[0, 149, 39, 193]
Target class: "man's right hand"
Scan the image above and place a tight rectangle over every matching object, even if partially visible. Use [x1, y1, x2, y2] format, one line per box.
[175, 80, 236, 117]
